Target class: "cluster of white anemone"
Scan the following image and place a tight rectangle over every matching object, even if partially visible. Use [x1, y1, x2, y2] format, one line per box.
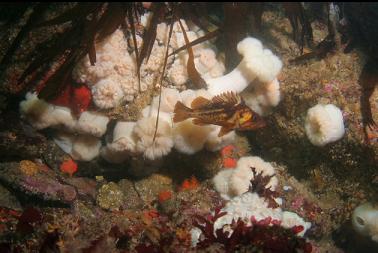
[102, 87, 237, 162]
[20, 92, 110, 161]
[19, 32, 286, 163]
[190, 155, 312, 247]
[72, 16, 227, 110]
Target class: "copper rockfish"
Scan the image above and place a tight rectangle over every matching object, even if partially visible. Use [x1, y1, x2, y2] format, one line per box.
[173, 91, 266, 137]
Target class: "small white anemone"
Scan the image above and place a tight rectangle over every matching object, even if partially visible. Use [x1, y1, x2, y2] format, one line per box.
[352, 202, 378, 242]
[213, 169, 234, 200]
[71, 135, 102, 161]
[214, 192, 283, 233]
[108, 121, 137, 153]
[229, 156, 278, 197]
[206, 37, 282, 96]
[305, 104, 345, 146]
[76, 111, 109, 137]
[142, 105, 173, 125]
[20, 92, 56, 129]
[205, 125, 236, 152]
[179, 89, 197, 106]
[167, 60, 189, 87]
[150, 87, 181, 113]
[50, 106, 77, 131]
[281, 211, 312, 237]
[242, 78, 281, 116]
[173, 119, 213, 155]
[92, 78, 124, 109]
[20, 92, 77, 130]
[133, 116, 174, 160]
[195, 48, 218, 75]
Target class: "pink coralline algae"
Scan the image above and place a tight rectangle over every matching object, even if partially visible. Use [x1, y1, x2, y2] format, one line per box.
[21, 175, 77, 203]
[290, 196, 321, 221]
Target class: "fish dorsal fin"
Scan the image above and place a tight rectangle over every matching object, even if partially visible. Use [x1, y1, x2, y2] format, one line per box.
[211, 91, 242, 107]
[191, 96, 211, 109]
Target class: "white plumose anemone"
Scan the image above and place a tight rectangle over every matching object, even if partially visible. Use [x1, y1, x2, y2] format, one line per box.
[206, 37, 282, 96]
[108, 121, 138, 153]
[305, 104, 345, 146]
[205, 125, 236, 152]
[100, 120, 137, 164]
[242, 78, 281, 116]
[91, 78, 124, 109]
[173, 119, 213, 155]
[76, 111, 109, 137]
[150, 87, 181, 113]
[213, 169, 234, 200]
[133, 116, 174, 160]
[20, 92, 77, 130]
[71, 135, 102, 161]
[229, 156, 278, 197]
[281, 211, 312, 237]
[352, 202, 378, 242]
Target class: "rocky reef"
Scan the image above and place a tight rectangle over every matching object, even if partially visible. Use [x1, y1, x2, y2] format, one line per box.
[0, 3, 377, 253]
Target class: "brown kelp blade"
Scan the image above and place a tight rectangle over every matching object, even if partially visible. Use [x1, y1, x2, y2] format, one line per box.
[0, 4, 48, 69]
[36, 3, 102, 27]
[223, 2, 251, 70]
[96, 3, 127, 42]
[18, 21, 83, 85]
[88, 41, 96, 66]
[38, 52, 78, 101]
[126, 4, 141, 92]
[138, 2, 165, 69]
[169, 28, 220, 57]
[177, 19, 206, 89]
[179, 3, 210, 33]
[152, 14, 175, 143]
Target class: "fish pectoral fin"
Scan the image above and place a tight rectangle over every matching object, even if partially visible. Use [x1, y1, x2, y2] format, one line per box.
[218, 126, 233, 137]
[191, 96, 211, 109]
[192, 118, 207, 126]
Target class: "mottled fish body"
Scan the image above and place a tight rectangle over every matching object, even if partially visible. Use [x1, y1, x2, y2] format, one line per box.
[173, 91, 266, 137]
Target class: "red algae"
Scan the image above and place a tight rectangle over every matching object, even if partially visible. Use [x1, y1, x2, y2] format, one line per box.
[223, 157, 237, 168]
[158, 190, 172, 202]
[49, 82, 91, 114]
[60, 159, 78, 177]
[221, 145, 236, 157]
[178, 176, 199, 191]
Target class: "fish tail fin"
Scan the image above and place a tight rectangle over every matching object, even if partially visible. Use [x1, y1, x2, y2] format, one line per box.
[173, 101, 192, 123]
